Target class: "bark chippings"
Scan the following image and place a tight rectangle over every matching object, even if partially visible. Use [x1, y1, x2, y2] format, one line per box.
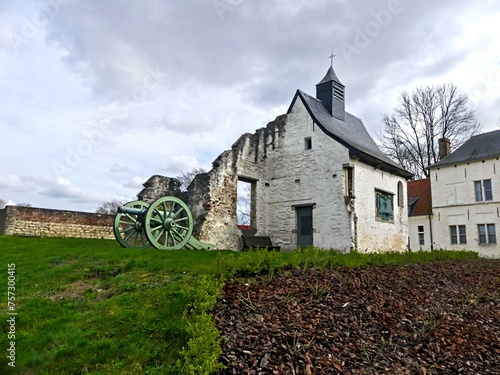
[214, 259, 500, 374]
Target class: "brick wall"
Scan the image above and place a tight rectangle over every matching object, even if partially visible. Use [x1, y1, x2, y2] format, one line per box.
[0, 206, 114, 239]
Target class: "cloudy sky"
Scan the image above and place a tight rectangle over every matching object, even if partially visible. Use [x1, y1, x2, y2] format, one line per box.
[1, 0, 499, 212]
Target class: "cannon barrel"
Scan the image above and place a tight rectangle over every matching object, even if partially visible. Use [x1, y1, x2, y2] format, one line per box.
[117, 206, 146, 216]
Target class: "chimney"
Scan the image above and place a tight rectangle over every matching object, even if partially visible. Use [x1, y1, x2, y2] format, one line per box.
[438, 138, 451, 160]
[316, 66, 345, 122]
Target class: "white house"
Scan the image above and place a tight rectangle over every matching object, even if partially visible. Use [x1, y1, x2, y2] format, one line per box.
[184, 65, 413, 251]
[408, 178, 432, 251]
[411, 131, 500, 257]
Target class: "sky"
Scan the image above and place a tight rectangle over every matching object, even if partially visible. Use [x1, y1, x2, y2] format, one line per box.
[1, 0, 499, 213]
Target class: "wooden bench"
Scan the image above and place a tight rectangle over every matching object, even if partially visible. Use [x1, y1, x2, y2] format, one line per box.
[241, 235, 281, 252]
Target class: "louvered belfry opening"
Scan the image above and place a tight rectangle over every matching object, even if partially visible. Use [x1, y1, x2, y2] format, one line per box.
[315, 65, 345, 122]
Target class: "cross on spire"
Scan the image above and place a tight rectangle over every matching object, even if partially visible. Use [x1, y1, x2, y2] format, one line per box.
[328, 52, 336, 67]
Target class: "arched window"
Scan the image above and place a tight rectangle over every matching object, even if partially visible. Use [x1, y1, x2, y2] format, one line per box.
[397, 181, 404, 207]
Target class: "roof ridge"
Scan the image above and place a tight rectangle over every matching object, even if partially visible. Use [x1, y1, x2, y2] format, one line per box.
[471, 129, 500, 138]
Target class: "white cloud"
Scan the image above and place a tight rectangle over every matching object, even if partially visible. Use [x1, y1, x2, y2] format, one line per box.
[1, 0, 499, 212]
[123, 176, 146, 190]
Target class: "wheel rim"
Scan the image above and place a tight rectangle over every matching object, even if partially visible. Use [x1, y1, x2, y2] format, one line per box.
[113, 201, 150, 248]
[145, 196, 193, 250]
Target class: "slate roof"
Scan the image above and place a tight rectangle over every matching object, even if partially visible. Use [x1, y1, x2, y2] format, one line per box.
[407, 179, 432, 216]
[317, 66, 343, 85]
[287, 90, 413, 178]
[430, 130, 500, 169]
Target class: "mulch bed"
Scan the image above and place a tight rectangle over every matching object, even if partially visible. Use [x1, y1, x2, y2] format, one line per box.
[214, 259, 500, 374]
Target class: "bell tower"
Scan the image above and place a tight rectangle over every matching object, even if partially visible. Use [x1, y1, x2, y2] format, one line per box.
[315, 54, 345, 122]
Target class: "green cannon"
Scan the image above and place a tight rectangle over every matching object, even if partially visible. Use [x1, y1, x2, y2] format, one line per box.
[113, 196, 213, 250]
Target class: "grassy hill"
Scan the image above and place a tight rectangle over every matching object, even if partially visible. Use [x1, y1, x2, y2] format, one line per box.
[0, 237, 483, 374]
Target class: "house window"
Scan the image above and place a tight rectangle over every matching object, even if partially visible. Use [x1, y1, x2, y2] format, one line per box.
[478, 224, 496, 244]
[375, 190, 394, 222]
[417, 225, 425, 245]
[304, 137, 312, 150]
[343, 164, 354, 197]
[475, 179, 493, 202]
[450, 225, 467, 245]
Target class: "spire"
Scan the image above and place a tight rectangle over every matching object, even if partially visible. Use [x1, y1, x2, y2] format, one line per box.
[315, 58, 345, 121]
[317, 65, 342, 85]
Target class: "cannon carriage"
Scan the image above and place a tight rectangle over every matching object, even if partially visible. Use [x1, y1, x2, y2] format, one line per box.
[113, 196, 213, 250]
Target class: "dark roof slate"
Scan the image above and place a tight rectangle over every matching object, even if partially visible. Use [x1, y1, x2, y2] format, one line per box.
[317, 66, 342, 85]
[430, 130, 500, 168]
[287, 90, 413, 178]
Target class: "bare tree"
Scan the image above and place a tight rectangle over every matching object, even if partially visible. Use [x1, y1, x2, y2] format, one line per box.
[237, 181, 251, 225]
[0, 199, 7, 209]
[96, 199, 126, 214]
[176, 168, 206, 191]
[377, 83, 481, 179]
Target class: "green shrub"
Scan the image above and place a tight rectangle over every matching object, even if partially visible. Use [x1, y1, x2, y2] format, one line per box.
[176, 275, 225, 375]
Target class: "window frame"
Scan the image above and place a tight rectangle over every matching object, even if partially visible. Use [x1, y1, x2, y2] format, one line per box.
[450, 225, 467, 245]
[484, 179, 493, 201]
[450, 225, 458, 244]
[459, 225, 467, 244]
[475, 179, 493, 202]
[304, 137, 312, 150]
[417, 225, 425, 246]
[397, 181, 404, 207]
[474, 180, 483, 201]
[478, 223, 496, 244]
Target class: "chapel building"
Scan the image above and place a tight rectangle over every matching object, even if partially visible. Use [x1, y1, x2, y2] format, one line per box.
[185, 65, 413, 251]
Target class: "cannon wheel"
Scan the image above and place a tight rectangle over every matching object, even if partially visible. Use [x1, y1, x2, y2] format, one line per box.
[144, 196, 193, 250]
[113, 200, 151, 248]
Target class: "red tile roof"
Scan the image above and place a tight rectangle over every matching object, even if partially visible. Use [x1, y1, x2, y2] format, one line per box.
[407, 179, 432, 216]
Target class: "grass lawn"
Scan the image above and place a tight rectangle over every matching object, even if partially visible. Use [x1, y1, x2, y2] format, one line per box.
[0, 237, 232, 374]
[0, 236, 480, 374]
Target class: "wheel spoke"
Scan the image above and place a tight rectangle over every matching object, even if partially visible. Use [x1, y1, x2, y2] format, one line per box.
[119, 218, 134, 225]
[175, 216, 189, 222]
[124, 230, 136, 242]
[154, 230, 163, 242]
[171, 228, 185, 242]
[174, 207, 184, 218]
[138, 230, 146, 246]
[125, 214, 138, 222]
[150, 223, 163, 231]
[163, 201, 172, 218]
[170, 230, 178, 245]
[154, 208, 164, 221]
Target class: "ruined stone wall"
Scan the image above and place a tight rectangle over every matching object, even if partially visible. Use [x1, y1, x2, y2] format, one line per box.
[137, 175, 185, 203]
[0, 206, 114, 239]
[0, 208, 6, 235]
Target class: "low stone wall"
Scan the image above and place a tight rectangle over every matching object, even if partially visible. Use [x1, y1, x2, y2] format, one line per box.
[0, 206, 114, 239]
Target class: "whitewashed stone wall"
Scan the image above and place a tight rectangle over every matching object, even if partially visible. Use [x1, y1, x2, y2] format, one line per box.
[353, 161, 408, 252]
[258, 99, 352, 251]
[430, 158, 500, 257]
